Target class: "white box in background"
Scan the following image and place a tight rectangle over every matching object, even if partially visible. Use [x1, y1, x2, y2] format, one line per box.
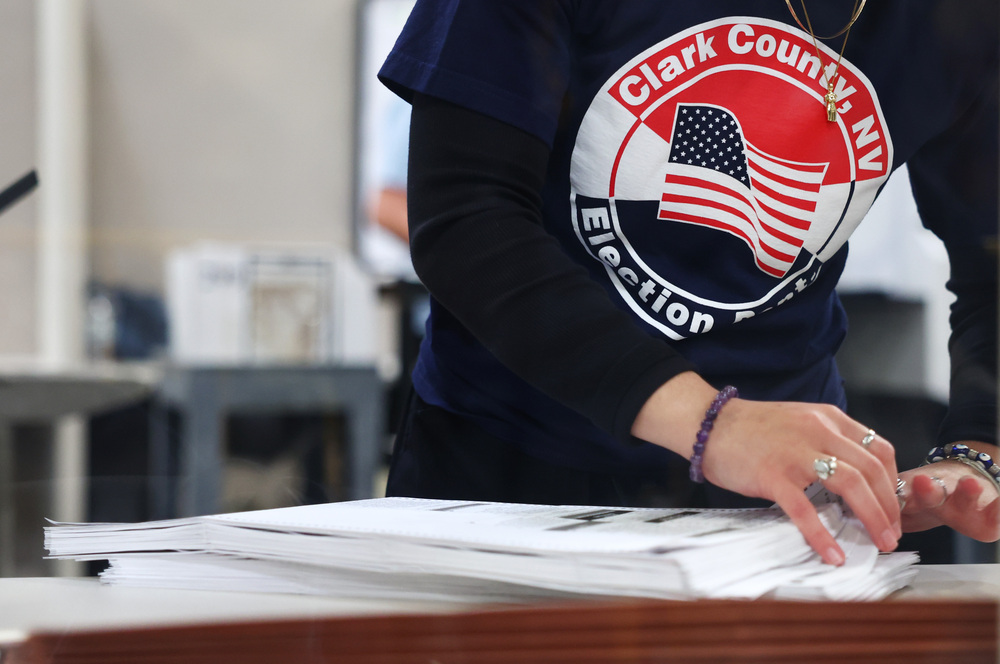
[166, 243, 378, 366]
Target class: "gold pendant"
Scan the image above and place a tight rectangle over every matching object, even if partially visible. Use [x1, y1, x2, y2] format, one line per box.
[824, 84, 838, 122]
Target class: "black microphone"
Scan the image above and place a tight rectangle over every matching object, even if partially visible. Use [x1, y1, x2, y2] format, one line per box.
[0, 170, 39, 217]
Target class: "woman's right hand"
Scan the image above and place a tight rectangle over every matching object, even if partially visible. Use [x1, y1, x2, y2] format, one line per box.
[632, 372, 902, 566]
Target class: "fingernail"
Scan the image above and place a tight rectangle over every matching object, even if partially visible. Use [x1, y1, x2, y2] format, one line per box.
[880, 528, 898, 551]
[826, 547, 845, 566]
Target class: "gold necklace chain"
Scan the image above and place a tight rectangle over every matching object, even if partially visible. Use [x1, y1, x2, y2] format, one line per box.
[785, 0, 866, 122]
[784, 0, 867, 39]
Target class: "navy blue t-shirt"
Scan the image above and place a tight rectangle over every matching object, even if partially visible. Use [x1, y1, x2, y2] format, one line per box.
[380, 1, 998, 475]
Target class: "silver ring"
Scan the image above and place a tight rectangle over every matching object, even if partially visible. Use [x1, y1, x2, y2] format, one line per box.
[861, 429, 876, 449]
[896, 477, 907, 509]
[814, 456, 838, 481]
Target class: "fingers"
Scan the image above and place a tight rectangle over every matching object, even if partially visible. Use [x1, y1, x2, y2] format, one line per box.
[695, 400, 903, 559]
[900, 466, 1000, 541]
[772, 484, 844, 566]
[817, 457, 900, 552]
[899, 472, 949, 533]
[939, 476, 999, 541]
[953, 474, 985, 503]
[906, 473, 948, 512]
[861, 431, 899, 502]
[830, 429, 901, 535]
[858, 428, 898, 479]
[787, 415, 901, 552]
[804, 418, 901, 545]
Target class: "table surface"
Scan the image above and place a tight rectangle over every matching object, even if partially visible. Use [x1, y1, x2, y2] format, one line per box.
[0, 575, 469, 645]
[0, 360, 159, 420]
[0, 564, 996, 644]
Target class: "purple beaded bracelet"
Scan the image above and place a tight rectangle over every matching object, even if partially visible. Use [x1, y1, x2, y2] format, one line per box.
[689, 385, 738, 483]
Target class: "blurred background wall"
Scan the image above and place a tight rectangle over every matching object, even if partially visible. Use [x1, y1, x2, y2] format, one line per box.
[0, 0, 38, 355]
[0, 0, 356, 352]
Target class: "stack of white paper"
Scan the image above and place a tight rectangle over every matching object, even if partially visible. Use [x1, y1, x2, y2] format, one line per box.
[45, 497, 918, 602]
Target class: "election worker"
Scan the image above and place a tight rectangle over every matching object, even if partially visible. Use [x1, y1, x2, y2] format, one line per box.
[378, 0, 999, 564]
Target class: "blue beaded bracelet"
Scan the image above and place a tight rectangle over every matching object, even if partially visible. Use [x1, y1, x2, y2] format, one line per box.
[924, 442, 1000, 489]
[689, 385, 738, 483]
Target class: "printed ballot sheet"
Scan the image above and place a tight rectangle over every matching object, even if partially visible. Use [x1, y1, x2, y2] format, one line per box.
[45, 497, 918, 602]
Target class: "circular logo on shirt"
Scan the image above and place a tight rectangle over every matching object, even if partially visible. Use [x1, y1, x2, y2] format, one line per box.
[570, 17, 892, 340]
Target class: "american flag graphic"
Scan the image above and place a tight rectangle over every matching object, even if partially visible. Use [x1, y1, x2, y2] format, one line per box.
[658, 104, 828, 278]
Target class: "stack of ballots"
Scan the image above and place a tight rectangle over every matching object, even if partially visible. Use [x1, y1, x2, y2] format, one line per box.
[45, 497, 918, 603]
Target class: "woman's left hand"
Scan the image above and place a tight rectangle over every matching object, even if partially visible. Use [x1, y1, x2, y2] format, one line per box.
[899, 441, 1000, 542]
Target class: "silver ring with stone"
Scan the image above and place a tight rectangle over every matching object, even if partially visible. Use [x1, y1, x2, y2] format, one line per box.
[814, 456, 838, 481]
[861, 429, 876, 449]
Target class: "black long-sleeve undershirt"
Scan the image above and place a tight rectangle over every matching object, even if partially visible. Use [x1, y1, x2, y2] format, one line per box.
[406, 93, 696, 444]
[908, 78, 999, 446]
